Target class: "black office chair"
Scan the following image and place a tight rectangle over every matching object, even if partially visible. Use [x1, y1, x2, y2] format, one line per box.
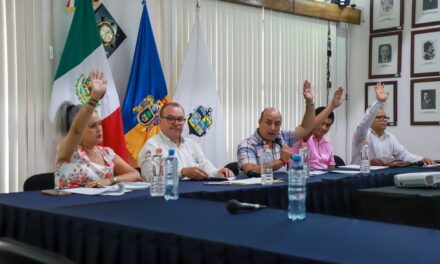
[224, 162, 239, 176]
[334, 155, 346, 167]
[0, 237, 73, 263]
[23, 172, 55, 191]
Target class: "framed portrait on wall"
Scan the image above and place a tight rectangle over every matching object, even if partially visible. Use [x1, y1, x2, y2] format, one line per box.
[411, 28, 440, 77]
[369, 32, 402, 79]
[411, 78, 440, 125]
[412, 0, 440, 28]
[365, 81, 397, 126]
[370, 0, 403, 33]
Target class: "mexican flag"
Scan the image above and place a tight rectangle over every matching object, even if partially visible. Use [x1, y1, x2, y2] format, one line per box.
[48, 0, 129, 161]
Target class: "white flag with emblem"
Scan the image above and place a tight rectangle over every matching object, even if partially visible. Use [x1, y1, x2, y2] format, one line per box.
[173, 9, 228, 168]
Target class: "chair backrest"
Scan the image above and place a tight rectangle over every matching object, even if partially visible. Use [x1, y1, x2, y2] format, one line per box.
[23, 172, 55, 191]
[0, 237, 73, 264]
[224, 162, 239, 176]
[334, 155, 346, 167]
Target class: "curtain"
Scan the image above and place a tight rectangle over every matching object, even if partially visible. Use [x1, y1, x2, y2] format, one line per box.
[162, 0, 337, 162]
[0, 0, 55, 193]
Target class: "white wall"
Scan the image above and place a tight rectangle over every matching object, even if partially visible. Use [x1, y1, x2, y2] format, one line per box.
[347, 0, 440, 162]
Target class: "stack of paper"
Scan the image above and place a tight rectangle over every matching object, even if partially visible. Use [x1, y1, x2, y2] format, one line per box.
[205, 177, 284, 185]
[338, 165, 388, 170]
[64, 182, 150, 196]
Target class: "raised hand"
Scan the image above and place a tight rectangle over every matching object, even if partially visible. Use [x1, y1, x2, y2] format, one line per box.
[303, 80, 314, 103]
[330, 87, 345, 109]
[375, 82, 388, 102]
[89, 70, 107, 101]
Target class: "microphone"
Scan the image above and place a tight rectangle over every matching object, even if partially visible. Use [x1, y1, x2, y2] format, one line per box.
[226, 199, 267, 214]
[274, 138, 283, 148]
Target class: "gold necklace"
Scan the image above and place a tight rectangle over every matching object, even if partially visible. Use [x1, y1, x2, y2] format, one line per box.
[85, 147, 99, 164]
[93, 147, 100, 164]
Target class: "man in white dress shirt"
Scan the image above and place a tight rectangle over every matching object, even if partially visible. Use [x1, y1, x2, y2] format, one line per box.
[351, 82, 436, 165]
[138, 102, 234, 180]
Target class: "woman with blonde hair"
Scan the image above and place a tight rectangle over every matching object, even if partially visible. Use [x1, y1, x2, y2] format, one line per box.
[55, 70, 140, 189]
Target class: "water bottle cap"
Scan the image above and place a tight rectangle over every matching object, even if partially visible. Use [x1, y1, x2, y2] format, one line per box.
[293, 154, 301, 162]
[155, 148, 163, 155]
[263, 144, 270, 150]
[363, 140, 368, 144]
[301, 142, 308, 147]
[168, 148, 175, 156]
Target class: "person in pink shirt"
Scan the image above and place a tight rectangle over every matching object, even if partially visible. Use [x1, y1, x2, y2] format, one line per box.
[292, 107, 336, 170]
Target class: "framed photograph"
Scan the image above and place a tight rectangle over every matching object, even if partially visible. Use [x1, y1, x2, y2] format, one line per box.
[369, 32, 402, 79]
[412, 0, 440, 28]
[411, 28, 440, 78]
[411, 78, 440, 125]
[370, 0, 404, 34]
[365, 81, 398, 126]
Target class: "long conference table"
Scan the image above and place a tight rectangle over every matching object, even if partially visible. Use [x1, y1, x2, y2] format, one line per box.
[2, 166, 440, 263]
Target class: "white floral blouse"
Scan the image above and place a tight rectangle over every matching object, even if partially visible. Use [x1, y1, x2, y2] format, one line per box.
[55, 146, 116, 189]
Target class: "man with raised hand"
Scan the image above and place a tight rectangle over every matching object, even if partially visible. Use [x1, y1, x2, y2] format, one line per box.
[351, 82, 436, 165]
[237, 81, 345, 174]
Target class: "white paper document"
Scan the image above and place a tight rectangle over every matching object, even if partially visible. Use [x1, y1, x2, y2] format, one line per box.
[204, 177, 285, 185]
[338, 165, 388, 170]
[425, 164, 440, 167]
[331, 170, 361, 174]
[204, 177, 262, 185]
[64, 182, 150, 196]
[208, 176, 237, 181]
[310, 171, 327, 176]
[182, 176, 237, 181]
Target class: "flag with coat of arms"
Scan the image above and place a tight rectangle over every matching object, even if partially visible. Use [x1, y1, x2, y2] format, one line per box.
[48, 0, 129, 161]
[173, 8, 228, 168]
[121, 2, 169, 165]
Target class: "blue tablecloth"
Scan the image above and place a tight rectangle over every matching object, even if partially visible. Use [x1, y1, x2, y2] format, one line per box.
[181, 167, 440, 216]
[2, 167, 440, 263]
[3, 194, 440, 263]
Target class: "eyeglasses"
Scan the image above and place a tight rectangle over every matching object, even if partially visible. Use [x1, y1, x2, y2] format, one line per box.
[161, 115, 186, 124]
[375, 116, 390, 121]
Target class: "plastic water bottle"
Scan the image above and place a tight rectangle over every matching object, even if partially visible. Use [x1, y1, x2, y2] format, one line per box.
[299, 142, 310, 178]
[288, 155, 306, 221]
[140, 150, 153, 183]
[260, 145, 273, 185]
[164, 149, 179, 201]
[150, 148, 165, 197]
[360, 140, 371, 174]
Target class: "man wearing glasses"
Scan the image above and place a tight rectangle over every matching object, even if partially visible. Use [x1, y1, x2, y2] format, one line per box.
[138, 102, 234, 180]
[351, 83, 435, 165]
